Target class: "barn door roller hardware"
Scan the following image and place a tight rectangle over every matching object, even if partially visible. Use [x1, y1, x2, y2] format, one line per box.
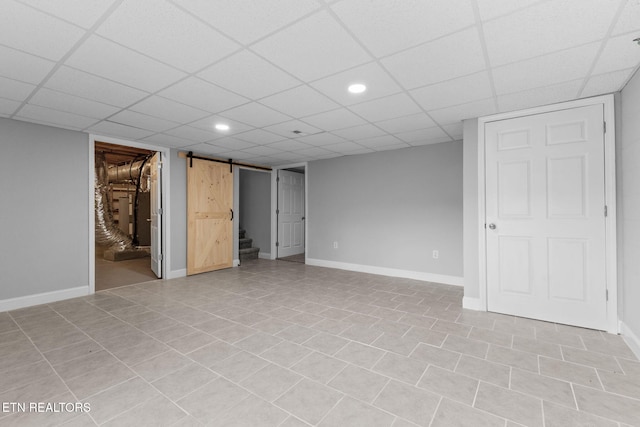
[184, 151, 272, 172]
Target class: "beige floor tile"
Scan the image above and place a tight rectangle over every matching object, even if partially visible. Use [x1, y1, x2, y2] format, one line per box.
[372, 333, 419, 356]
[112, 339, 170, 366]
[191, 317, 235, 334]
[561, 346, 622, 372]
[582, 335, 638, 360]
[373, 380, 440, 426]
[543, 401, 618, 427]
[234, 331, 282, 354]
[417, 366, 478, 405]
[274, 378, 343, 425]
[334, 341, 385, 369]
[167, 331, 217, 354]
[409, 343, 460, 371]
[373, 352, 428, 385]
[468, 327, 513, 347]
[311, 318, 351, 335]
[442, 335, 489, 359]
[210, 350, 269, 382]
[102, 395, 186, 426]
[147, 323, 197, 343]
[42, 340, 103, 366]
[319, 396, 395, 427]
[131, 349, 191, 382]
[493, 320, 536, 339]
[617, 357, 640, 376]
[151, 363, 218, 401]
[535, 329, 584, 349]
[280, 416, 312, 427]
[597, 369, 640, 399]
[455, 355, 510, 388]
[209, 394, 289, 427]
[474, 382, 543, 427]
[302, 332, 349, 355]
[339, 324, 384, 344]
[83, 377, 160, 424]
[291, 351, 347, 384]
[431, 398, 505, 427]
[0, 373, 69, 403]
[187, 340, 241, 367]
[0, 392, 86, 427]
[177, 377, 250, 424]
[53, 349, 120, 381]
[240, 363, 302, 401]
[512, 335, 562, 359]
[211, 324, 256, 344]
[64, 362, 135, 400]
[510, 368, 576, 408]
[403, 326, 447, 346]
[539, 356, 601, 389]
[487, 345, 538, 372]
[260, 341, 312, 368]
[0, 361, 56, 394]
[430, 320, 471, 338]
[328, 364, 389, 402]
[253, 318, 294, 334]
[276, 324, 320, 344]
[573, 384, 640, 425]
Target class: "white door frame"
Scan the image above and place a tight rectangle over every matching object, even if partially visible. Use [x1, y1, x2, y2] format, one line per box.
[271, 162, 308, 261]
[476, 95, 618, 333]
[88, 134, 172, 294]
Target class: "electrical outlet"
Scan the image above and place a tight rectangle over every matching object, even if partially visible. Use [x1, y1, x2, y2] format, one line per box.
[432, 250, 439, 259]
[333, 241, 338, 249]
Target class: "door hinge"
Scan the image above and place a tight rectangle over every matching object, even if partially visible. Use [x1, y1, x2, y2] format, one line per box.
[159, 253, 163, 261]
[276, 241, 279, 247]
[606, 289, 609, 301]
[604, 205, 608, 217]
[276, 209, 279, 214]
[276, 177, 280, 182]
[158, 208, 163, 215]
[603, 121, 607, 134]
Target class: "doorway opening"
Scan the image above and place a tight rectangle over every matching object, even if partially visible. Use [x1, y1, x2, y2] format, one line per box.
[238, 168, 271, 263]
[276, 166, 306, 264]
[94, 141, 160, 291]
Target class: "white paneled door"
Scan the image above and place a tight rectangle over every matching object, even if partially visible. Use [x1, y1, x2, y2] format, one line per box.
[485, 104, 607, 330]
[149, 152, 162, 278]
[278, 170, 305, 258]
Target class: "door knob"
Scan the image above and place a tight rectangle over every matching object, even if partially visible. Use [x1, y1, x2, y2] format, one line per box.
[488, 223, 496, 230]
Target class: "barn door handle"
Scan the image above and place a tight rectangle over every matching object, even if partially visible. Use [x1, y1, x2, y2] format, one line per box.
[230, 209, 234, 221]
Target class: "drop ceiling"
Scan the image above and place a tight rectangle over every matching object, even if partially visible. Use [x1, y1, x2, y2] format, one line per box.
[1, 0, 639, 166]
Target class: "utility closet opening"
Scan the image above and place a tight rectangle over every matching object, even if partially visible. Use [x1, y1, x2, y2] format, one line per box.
[94, 141, 159, 291]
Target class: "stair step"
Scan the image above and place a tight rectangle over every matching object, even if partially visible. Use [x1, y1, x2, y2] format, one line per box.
[239, 238, 253, 249]
[239, 247, 259, 261]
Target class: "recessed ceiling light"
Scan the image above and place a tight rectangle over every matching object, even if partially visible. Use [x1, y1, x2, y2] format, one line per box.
[348, 83, 367, 94]
[215, 123, 230, 131]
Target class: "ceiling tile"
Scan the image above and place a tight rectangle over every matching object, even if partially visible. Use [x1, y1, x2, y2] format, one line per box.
[251, 10, 371, 81]
[263, 120, 323, 138]
[411, 72, 494, 111]
[159, 77, 248, 114]
[349, 93, 422, 122]
[593, 34, 640, 75]
[88, 121, 155, 139]
[179, 143, 223, 156]
[331, 124, 386, 140]
[45, 66, 148, 108]
[164, 125, 218, 143]
[483, 0, 617, 67]
[301, 108, 366, 131]
[374, 113, 436, 134]
[260, 85, 339, 118]
[141, 133, 194, 148]
[476, 0, 544, 21]
[497, 80, 583, 113]
[442, 123, 464, 140]
[0, 45, 55, 84]
[267, 139, 314, 151]
[198, 51, 301, 100]
[214, 150, 256, 160]
[242, 145, 285, 156]
[15, 104, 98, 130]
[65, 36, 186, 92]
[130, 96, 209, 123]
[189, 115, 254, 136]
[356, 134, 404, 148]
[0, 98, 22, 116]
[109, 110, 180, 133]
[331, 0, 475, 57]
[293, 146, 334, 157]
[428, 98, 497, 125]
[296, 133, 347, 147]
[29, 88, 120, 119]
[581, 69, 635, 97]
[613, 0, 640, 36]
[321, 141, 367, 154]
[0, 76, 36, 101]
[406, 137, 452, 147]
[492, 43, 600, 95]
[0, 1, 84, 61]
[310, 61, 402, 106]
[96, 0, 239, 73]
[220, 102, 291, 128]
[233, 129, 285, 145]
[18, 0, 118, 28]
[173, 0, 320, 44]
[372, 143, 411, 152]
[210, 137, 256, 151]
[395, 126, 450, 144]
[381, 28, 486, 89]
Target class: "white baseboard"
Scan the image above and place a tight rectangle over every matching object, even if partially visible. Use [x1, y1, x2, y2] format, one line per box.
[167, 269, 186, 279]
[258, 252, 271, 260]
[233, 259, 240, 267]
[0, 286, 89, 313]
[620, 321, 640, 360]
[462, 296, 484, 311]
[305, 258, 464, 286]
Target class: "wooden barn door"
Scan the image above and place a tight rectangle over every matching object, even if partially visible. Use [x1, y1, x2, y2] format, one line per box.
[187, 159, 233, 275]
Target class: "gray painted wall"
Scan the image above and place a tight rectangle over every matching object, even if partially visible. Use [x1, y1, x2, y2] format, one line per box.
[0, 118, 89, 299]
[620, 69, 640, 339]
[169, 148, 187, 273]
[239, 169, 271, 254]
[462, 119, 479, 299]
[308, 143, 463, 277]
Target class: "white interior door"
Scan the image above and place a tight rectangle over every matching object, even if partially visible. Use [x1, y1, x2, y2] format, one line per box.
[278, 170, 305, 258]
[485, 104, 607, 330]
[150, 152, 162, 278]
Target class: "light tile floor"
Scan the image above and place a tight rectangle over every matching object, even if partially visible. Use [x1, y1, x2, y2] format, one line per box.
[1, 259, 639, 426]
